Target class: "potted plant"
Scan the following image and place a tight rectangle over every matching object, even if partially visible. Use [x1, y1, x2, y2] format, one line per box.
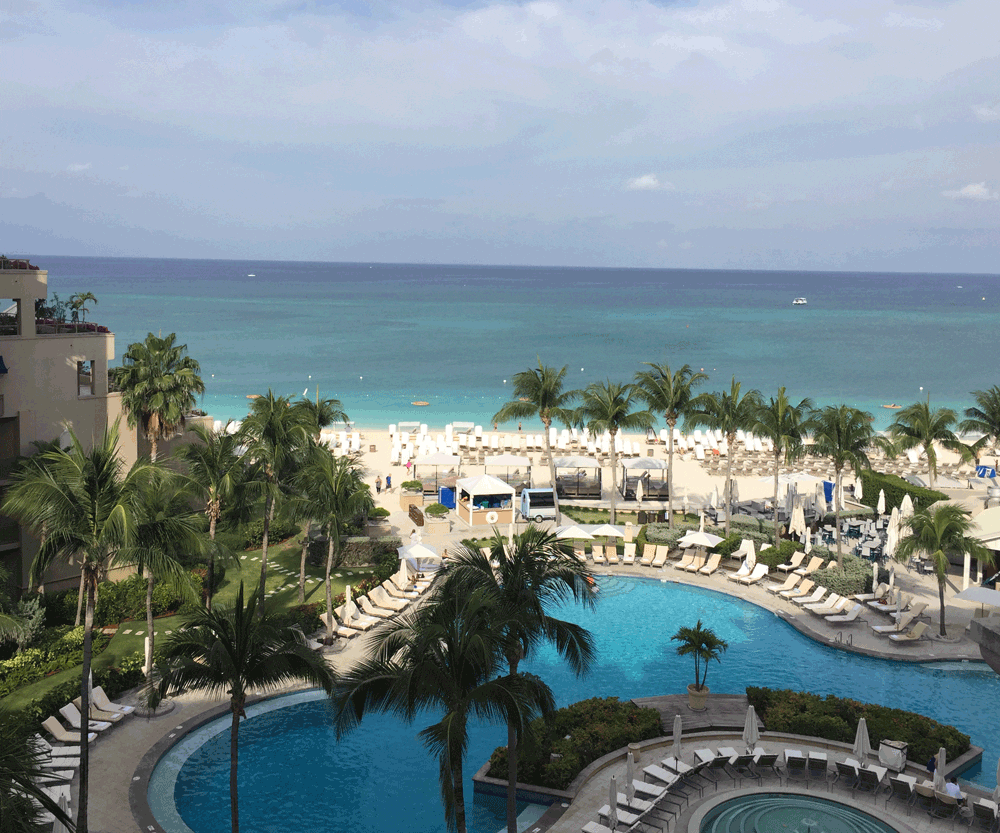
[366, 507, 391, 539]
[399, 480, 424, 513]
[671, 619, 728, 711]
[423, 502, 451, 533]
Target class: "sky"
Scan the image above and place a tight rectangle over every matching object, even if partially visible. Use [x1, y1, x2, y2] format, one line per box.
[2, 0, 999, 271]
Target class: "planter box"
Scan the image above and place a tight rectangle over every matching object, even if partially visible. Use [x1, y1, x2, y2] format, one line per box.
[399, 491, 423, 512]
[424, 517, 451, 535]
[366, 521, 390, 539]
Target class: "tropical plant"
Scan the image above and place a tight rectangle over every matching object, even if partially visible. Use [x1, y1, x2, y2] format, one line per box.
[575, 381, 653, 524]
[894, 504, 993, 637]
[69, 291, 97, 331]
[154, 582, 336, 833]
[1, 424, 156, 833]
[117, 332, 205, 462]
[291, 445, 372, 639]
[810, 405, 888, 567]
[331, 590, 554, 833]
[752, 387, 814, 546]
[239, 391, 314, 617]
[633, 363, 708, 528]
[888, 399, 968, 489]
[295, 395, 349, 439]
[174, 422, 254, 611]
[672, 619, 728, 692]
[492, 361, 578, 525]
[688, 377, 763, 536]
[959, 386, 1000, 467]
[439, 526, 596, 833]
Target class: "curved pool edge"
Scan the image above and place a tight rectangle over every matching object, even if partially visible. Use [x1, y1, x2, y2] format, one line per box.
[687, 787, 921, 833]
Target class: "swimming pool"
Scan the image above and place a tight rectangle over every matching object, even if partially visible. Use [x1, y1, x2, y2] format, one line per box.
[699, 792, 898, 833]
[150, 576, 1000, 833]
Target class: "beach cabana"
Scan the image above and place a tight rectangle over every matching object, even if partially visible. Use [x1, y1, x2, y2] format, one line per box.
[484, 453, 531, 493]
[455, 474, 515, 527]
[620, 457, 669, 501]
[413, 451, 461, 494]
[552, 456, 602, 499]
[397, 542, 444, 576]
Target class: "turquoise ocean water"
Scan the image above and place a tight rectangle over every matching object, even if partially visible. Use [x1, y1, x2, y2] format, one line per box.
[33, 256, 1000, 430]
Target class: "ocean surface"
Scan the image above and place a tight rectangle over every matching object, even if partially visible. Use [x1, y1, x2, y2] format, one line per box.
[27, 256, 1000, 430]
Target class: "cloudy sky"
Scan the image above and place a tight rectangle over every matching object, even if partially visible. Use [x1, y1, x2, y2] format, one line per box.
[3, 0, 998, 271]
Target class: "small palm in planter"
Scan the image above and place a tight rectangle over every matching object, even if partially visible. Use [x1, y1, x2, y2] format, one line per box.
[671, 619, 728, 711]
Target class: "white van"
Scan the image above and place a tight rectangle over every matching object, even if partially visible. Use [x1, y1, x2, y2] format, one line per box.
[519, 488, 557, 523]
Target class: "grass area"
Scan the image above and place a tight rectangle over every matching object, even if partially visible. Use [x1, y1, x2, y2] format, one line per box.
[0, 535, 374, 712]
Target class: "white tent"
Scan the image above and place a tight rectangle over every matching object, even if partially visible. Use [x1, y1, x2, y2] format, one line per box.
[455, 473, 516, 527]
[397, 542, 444, 574]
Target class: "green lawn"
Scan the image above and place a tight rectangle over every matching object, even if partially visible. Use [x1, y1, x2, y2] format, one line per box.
[1, 537, 373, 713]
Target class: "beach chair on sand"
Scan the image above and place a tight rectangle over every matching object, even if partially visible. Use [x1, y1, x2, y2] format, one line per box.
[622, 542, 637, 565]
[777, 552, 806, 573]
[592, 544, 606, 565]
[699, 553, 723, 575]
[888, 621, 929, 643]
[651, 545, 669, 568]
[766, 573, 800, 595]
[640, 544, 657, 566]
[781, 578, 814, 600]
[738, 564, 768, 585]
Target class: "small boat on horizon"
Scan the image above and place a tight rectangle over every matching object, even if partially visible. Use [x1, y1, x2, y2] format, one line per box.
[792, 297, 807, 306]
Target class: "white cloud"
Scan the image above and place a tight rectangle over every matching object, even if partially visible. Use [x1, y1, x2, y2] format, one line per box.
[942, 182, 999, 201]
[625, 174, 674, 191]
[973, 103, 1000, 122]
[66, 163, 91, 172]
[884, 12, 943, 30]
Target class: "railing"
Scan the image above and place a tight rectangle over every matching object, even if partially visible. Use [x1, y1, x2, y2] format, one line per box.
[33, 319, 111, 336]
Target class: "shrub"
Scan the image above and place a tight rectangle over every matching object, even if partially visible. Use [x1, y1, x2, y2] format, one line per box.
[424, 503, 449, 518]
[858, 471, 946, 515]
[371, 547, 401, 583]
[811, 554, 877, 596]
[243, 518, 300, 549]
[94, 574, 186, 627]
[487, 697, 662, 791]
[370, 507, 391, 519]
[400, 480, 423, 492]
[643, 523, 695, 548]
[0, 627, 112, 698]
[340, 536, 403, 568]
[746, 686, 969, 766]
[280, 603, 323, 634]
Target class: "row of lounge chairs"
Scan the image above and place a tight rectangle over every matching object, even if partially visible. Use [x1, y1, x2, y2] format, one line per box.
[318, 571, 432, 643]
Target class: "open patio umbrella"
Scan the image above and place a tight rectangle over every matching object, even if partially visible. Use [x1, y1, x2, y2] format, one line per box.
[934, 747, 946, 791]
[956, 585, 1000, 614]
[608, 776, 619, 831]
[554, 524, 594, 541]
[591, 524, 624, 539]
[742, 705, 760, 753]
[877, 489, 886, 516]
[853, 717, 873, 762]
[671, 714, 683, 762]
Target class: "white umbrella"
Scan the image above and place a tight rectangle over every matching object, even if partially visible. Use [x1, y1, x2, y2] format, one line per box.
[635, 479, 644, 506]
[742, 705, 760, 753]
[900, 493, 915, 519]
[626, 751, 636, 798]
[730, 478, 740, 507]
[679, 530, 725, 549]
[934, 747, 946, 791]
[895, 588, 903, 623]
[745, 541, 757, 570]
[698, 512, 706, 533]
[855, 477, 863, 501]
[993, 759, 1000, 804]
[709, 486, 719, 508]
[888, 565, 895, 589]
[554, 525, 594, 541]
[877, 488, 886, 515]
[853, 717, 873, 762]
[671, 714, 683, 762]
[51, 794, 71, 833]
[591, 524, 625, 539]
[956, 585, 1000, 614]
[805, 533, 812, 554]
[608, 775, 619, 831]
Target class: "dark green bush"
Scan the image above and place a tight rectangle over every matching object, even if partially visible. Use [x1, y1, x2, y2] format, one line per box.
[371, 547, 401, 583]
[243, 518, 300, 549]
[858, 471, 946, 515]
[400, 480, 423, 491]
[279, 603, 324, 634]
[811, 554, 877, 596]
[340, 536, 403, 568]
[424, 503, 449, 517]
[370, 507, 391, 519]
[487, 697, 662, 790]
[755, 539, 802, 570]
[94, 574, 185, 627]
[746, 687, 969, 765]
[0, 627, 111, 698]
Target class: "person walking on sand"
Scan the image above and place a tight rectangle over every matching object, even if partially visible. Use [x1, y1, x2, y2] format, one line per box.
[385, 474, 391, 492]
[518, 422, 522, 432]
[376, 476, 382, 494]
[405, 459, 412, 475]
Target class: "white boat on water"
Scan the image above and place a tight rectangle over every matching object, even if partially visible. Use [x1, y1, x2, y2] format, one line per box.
[792, 297, 807, 306]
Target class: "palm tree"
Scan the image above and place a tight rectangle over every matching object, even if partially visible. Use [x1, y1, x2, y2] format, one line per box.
[117, 332, 205, 462]
[1, 424, 156, 833]
[239, 391, 314, 617]
[175, 422, 254, 611]
[688, 378, 763, 536]
[439, 526, 596, 833]
[493, 361, 578, 525]
[894, 504, 993, 637]
[292, 445, 372, 639]
[810, 405, 887, 567]
[633, 363, 708, 527]
[575, 381, 653, 524]
[69, 291, 97, 331]
[752, 387, 814, 546]
[960, 386, 1000, 468]
[671, 619, 728, 692]
[295, 395, 349, 439]
[0, 713, 77, 832]
[888, 399, 967, 489]
[331, 589, 554, 833]
[155, 582, 335, 833]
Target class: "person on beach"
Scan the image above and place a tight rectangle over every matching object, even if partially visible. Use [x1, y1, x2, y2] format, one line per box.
[376, 476, 382, 494]
[518, 422, 522, 432]
[410, 528, 419, 545]
[405, 459, 412, 474]
[385, 474, 391, 492]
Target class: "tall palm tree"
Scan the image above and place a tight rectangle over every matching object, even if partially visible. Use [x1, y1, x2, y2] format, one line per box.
[0, 713, 77, 832]
[292, 445, 372, 639]
[493, 361, 578, 525]
[752, 387, 814, 546]
[439, 526, 596, 833]
[960, 386, 1000, 468]
[117, 332, 205, 462]
[888, 399, 967, 488]
[810, 405, 886, 567]
[1, 424, 156, 833]
[155, 583, 335, 833]
[295, 395, 349, 439]
[633, 363, 708, 527]
[69, 291, 97, 331]
[175, 422, 254, 611]
[575, 381, 653, 524]
[331, 590, 554, 833]
[239, 391, 314, 617]
[688, 378, 763, 536]
[894, 504, 993, 637]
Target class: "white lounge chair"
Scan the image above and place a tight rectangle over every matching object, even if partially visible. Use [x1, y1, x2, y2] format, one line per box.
[794, 556, 825, 576]
[592, 544, 606, 565]
[72, 696, 123, 723]
[622, 543, 636, 565]
[683, 553, 706, 573]
[807, 596, 850, 616]
[642, 763, 680, 786]
[853, 582, 890, 603]
[872, 611, 917, 634]
[766, 574, 801, 595]
[776, 552, 806, 573]
[41, 717, 95, 745]
[781, 578, 814, 599]
[606, 547, 620, 565]
[381, 579, 417, 601]
[825, 603, 866, 624]
[371, 585, 408, 611]
[360, 595, 394, 618]
[651, 546, 669, 568]
[792, 586, 827, 606]
[320, 612, 358, 639]
[640, 544, 657, 566]
[888, 621, 929, 642]
[59, 703, 111, 732]
[738, 564, 769, 585]
[726, 559, 752, 582]
[92, 686, 134, 716]
[699, 553, 723, 575]
[336, 602, 377, 631]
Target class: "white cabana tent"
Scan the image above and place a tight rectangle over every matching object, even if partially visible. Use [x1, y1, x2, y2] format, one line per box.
[484, 453, 532, 491]
[552, 456, 602, 499]
[621, 457, 669, 501]
[397, 541, 444, 574]
[413, 451, 461, 492]
[455, 473, 516, 527]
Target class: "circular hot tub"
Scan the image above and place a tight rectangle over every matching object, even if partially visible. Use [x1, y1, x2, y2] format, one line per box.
[700, 792, 899, 833]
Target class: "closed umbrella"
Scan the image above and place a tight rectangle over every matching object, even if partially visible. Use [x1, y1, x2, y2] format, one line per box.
[742, 705, 760, 753]
[853, 717, 873, 762]
[709, 486, 719, 508]
[698, 512, 705, 533]
[608, 775, 619, 831]
[635, 479, 644, 506]
[671, 713, 683, 762]
[877, 489, 886, 516]
[856, 477, 863, 501]
[745, 541, 757, 570]
[934, 747, 946, 791]
[805, 532, 812, 554]
[900, 493, 915, 519]
[626, 751, 636, 797]
[992, 759, 1000, 804]
[51, 794, 71, 833]
[730, 478, 740, 509]
[888, 565, 895, 590]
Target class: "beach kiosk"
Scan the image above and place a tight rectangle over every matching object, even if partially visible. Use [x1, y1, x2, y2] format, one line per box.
[456, 473, 515, 527]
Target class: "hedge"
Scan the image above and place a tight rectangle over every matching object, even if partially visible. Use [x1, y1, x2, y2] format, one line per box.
[41, 574, 190, 629]
[0, 627, 111, 699]
[858, 471, 946, 515]
[810, 554, 879, 597]
[243, 517, 300, 549]
[487, 697, 662, 791]
[746, 686, 970, 766]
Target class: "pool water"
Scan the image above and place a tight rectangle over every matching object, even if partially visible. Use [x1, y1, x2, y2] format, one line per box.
[701, 793, 898, 833]
[151, 577, 1000, 833]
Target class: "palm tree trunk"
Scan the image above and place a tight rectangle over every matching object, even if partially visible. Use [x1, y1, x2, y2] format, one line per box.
[927, 443, 936, 489]
[773, 450, 780, 547]
[206, 513, 217, 612]
[299, 537, 308, 605]
[724, 449, 734, 537]
[78, 572, 96, 833]
[542, 417, 561, 525]
[229, 704, 241, 833]
[75, 571, 86, 627]
[145, 574, 155, 681]
[609, 430, 620, 525]
[505, 654, 521, 833]
[834, 466, 843, 568]
[938, 576, 947, 637]
[324, 531, 335, 643]
[453, 756, 467, 833]
[258, 496, 273, 618]
[666, 417, 675, 528]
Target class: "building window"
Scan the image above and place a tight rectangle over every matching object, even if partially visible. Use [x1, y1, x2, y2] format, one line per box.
[77, 360, 93, 397]
[0, 300, 18, 336]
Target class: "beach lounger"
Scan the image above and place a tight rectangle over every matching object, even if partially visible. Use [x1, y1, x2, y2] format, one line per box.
[622, 543, 636, 565]
[792, 586, 827, 606]
[92, 686, 134, 716]
[780, 578, 814, 599]
[360, 595, 394, 618]
[612, 790, 653, 814]
[336, 603, 378, 631]
[776, 552, 806, 573]
[630, 779, 666, 800]
[381, 579, 418, 600]
[391, 571, 424, 596]
[699, 553, 723, 575]
[738, 564, 768, 585]
[651, 545, 669, 568]
[766, 574, 801, 595]
[59, 703, 111, 733]
[872, 611, 917, 634]
[682, 554, 706, 573]
[573, 547, 587, 563]
[371, 585, 408, 611]
[582, 822, 614, 833]
[794, 556, 825, 576]
[726, 559, 752, 582]
[892, 600, 928, 622]
[591, 544, 606, 565]
[72, 696, 123, 723]
[42, 717, 95, 745]
[606, 546, 620, 565]
[807, 596, 850, 616]
[853, 582, 890, 603]
[640, 544, 657, 566]
[672, 551, 695, 570]
[320, 612, 358, 640]
[598, 804, 639, 827]
[888, 621, 928, 642]
[825, 604, 867, 624]
[643, 763, 680, 787]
